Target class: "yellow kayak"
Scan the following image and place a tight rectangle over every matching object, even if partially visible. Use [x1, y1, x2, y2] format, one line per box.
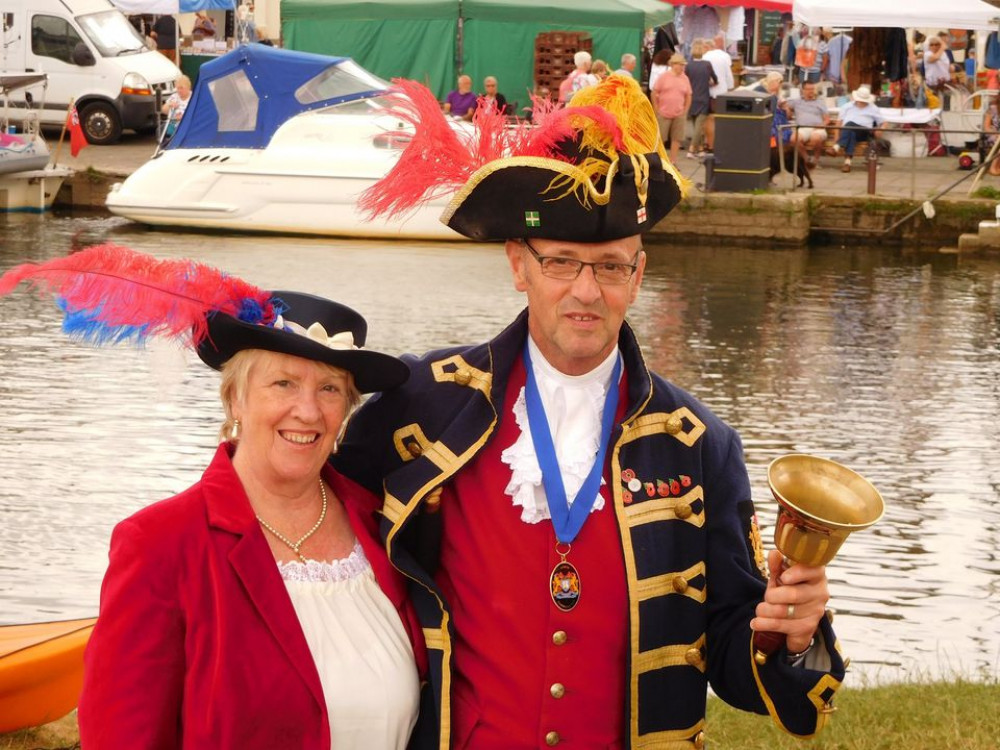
[0, 617, 96, 733]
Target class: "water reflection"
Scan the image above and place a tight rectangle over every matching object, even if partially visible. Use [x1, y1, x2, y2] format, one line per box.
[1, 213, 998, 683]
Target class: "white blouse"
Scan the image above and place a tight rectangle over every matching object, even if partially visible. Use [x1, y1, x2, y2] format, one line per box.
[279, 542, 419, 750]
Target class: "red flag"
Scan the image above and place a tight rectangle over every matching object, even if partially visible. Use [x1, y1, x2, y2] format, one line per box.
[67, 103, 88, 158]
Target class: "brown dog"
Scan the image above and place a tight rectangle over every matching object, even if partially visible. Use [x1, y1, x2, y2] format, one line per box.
[769, 145, 813, 189]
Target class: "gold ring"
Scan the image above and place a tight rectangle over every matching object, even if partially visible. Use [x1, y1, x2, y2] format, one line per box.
[787, 604, 795, 619]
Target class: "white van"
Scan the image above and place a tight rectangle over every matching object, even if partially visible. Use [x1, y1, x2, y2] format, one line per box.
[0, 0, 180, 143]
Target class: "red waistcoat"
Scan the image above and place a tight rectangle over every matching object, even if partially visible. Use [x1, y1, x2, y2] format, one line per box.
[436, 357, 629, 749]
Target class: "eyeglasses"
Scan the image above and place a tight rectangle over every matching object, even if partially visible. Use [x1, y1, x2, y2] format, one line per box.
[521, 239, 640, 285]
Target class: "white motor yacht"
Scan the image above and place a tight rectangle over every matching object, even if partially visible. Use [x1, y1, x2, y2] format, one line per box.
[106, 45, 462, 240]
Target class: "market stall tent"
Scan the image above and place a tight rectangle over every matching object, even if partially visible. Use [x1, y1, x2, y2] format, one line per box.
[281, 0, 673, 101]
[794, 0, 1000, 30]
[669, 0, 790, 10]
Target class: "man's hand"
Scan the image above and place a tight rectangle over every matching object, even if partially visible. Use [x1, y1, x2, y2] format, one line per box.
[751, 549, 830, 654]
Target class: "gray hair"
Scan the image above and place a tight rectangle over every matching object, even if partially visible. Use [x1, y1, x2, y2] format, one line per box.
[620, 53, 636, 66]
[574, 50, 592, 67]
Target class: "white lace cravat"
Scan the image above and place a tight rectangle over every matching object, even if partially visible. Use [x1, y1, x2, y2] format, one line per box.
[501, 339, 622, 524]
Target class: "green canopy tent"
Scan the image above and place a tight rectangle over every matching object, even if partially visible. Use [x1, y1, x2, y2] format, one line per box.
[281, 0, 673, 102]
[462, 0, 673, 115]
[281, 0, 461, 99]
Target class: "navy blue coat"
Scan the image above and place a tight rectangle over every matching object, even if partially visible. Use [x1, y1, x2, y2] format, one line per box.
[336, 310, 845, 749]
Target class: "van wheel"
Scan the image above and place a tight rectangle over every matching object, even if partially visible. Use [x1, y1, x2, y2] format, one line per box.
[80, 102, 122, 145]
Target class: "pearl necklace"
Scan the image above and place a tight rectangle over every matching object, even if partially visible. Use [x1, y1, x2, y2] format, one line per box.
[256, 479, 328, 563]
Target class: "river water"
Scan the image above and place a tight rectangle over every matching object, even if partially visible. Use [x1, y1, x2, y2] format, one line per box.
[1, 212, 998, 685]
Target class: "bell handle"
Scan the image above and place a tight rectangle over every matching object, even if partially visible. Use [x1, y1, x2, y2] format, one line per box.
[752, 556, 791, 665]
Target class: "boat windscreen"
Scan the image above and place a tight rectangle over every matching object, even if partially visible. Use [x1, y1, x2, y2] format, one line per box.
[296, 60, 389, 105]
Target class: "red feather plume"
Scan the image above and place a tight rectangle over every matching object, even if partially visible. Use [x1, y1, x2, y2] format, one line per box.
[0, 244, 275, 346]
[359, 79, 625, 221]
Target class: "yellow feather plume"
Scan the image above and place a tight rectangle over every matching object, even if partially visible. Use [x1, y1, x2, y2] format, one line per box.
[554, 74, 690, 204]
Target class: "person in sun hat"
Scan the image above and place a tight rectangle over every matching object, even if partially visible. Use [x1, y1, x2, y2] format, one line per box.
[334, 74, 846, 748]
[0, 246, 428, 749]
[830, 84, 886, 172]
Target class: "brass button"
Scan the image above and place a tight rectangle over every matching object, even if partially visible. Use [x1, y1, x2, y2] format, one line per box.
[545, 731, 560, 746]
[665, 415, 682, 434]
[407, 442, 423, 458]
[454, 369, 472, 385]
[675, 503, 693, 519]
[552, 630, 567, 646]
[671, 575, 688, 593]
[826, 608, 836, 624]
[550, 682, 565, 699]
[423, 487, 443, 514]
[685, 647, 702, 666]
[694, 730, 706, 749]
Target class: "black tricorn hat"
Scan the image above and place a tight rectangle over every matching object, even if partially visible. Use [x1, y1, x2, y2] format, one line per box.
[441, 151, 682, 241]
[360, 74, 688, 243]
[197, 291, 409, 393]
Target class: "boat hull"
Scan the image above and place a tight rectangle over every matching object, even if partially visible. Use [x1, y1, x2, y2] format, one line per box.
[107, 155, 461, 240]
[0, 617, 96, 732]
[106, 108, 467, 240]
[0, 167, 72, 213]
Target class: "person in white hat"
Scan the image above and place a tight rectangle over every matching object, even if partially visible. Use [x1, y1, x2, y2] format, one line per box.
[831, 85, 887, 172]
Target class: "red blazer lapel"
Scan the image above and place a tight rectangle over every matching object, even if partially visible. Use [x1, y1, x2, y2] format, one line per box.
[202, 444, 326, 714]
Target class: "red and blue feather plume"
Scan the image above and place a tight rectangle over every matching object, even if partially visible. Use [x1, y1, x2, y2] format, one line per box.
[0, 244, 278, 347]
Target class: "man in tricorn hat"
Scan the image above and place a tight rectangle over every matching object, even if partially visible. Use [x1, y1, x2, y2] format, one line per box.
[336, 75, 845, 748]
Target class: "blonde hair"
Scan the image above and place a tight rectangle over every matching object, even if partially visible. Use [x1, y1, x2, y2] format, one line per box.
[218, 349, 362, 443]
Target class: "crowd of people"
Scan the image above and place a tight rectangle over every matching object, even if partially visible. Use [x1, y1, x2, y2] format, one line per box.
[441, 51, 641, 120]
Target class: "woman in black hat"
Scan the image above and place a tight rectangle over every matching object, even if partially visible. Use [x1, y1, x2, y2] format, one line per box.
[0, 248, 425, 749]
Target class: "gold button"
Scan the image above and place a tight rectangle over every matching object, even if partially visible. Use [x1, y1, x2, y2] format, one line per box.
[545, 731, 560, 746]
[552, 630, 567, 646]
[685, 647, 702, 666]
[550, 683, 565, 699]
[694, 730, 706, 749]
[675, 503, 693, 519]
[665, 416, 682, 434]
[671, 575, 688, 593]
[453, 369, 472, 385]
[407, 442, 423, 458]
[424, 487, 443, 514]
[826, 608, 836, 624]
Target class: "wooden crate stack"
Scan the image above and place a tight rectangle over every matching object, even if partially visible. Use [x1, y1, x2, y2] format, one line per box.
[534, 31, 593, 94]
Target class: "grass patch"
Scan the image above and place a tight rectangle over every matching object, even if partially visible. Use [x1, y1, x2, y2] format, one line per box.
[3, 680, 999, 749]
[0, 712, 78, 750]
[706, 679, 1000, 749]
[972, 185, 1000, 200]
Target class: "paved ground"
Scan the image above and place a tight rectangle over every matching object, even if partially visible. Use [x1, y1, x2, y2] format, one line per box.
[47, 129, 1000, 205]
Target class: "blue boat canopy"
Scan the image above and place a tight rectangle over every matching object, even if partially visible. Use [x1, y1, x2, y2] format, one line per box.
[167, 44, 388, 151]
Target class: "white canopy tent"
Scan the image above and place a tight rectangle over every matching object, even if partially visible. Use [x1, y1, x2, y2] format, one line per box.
[794, 0, 1000, 30]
